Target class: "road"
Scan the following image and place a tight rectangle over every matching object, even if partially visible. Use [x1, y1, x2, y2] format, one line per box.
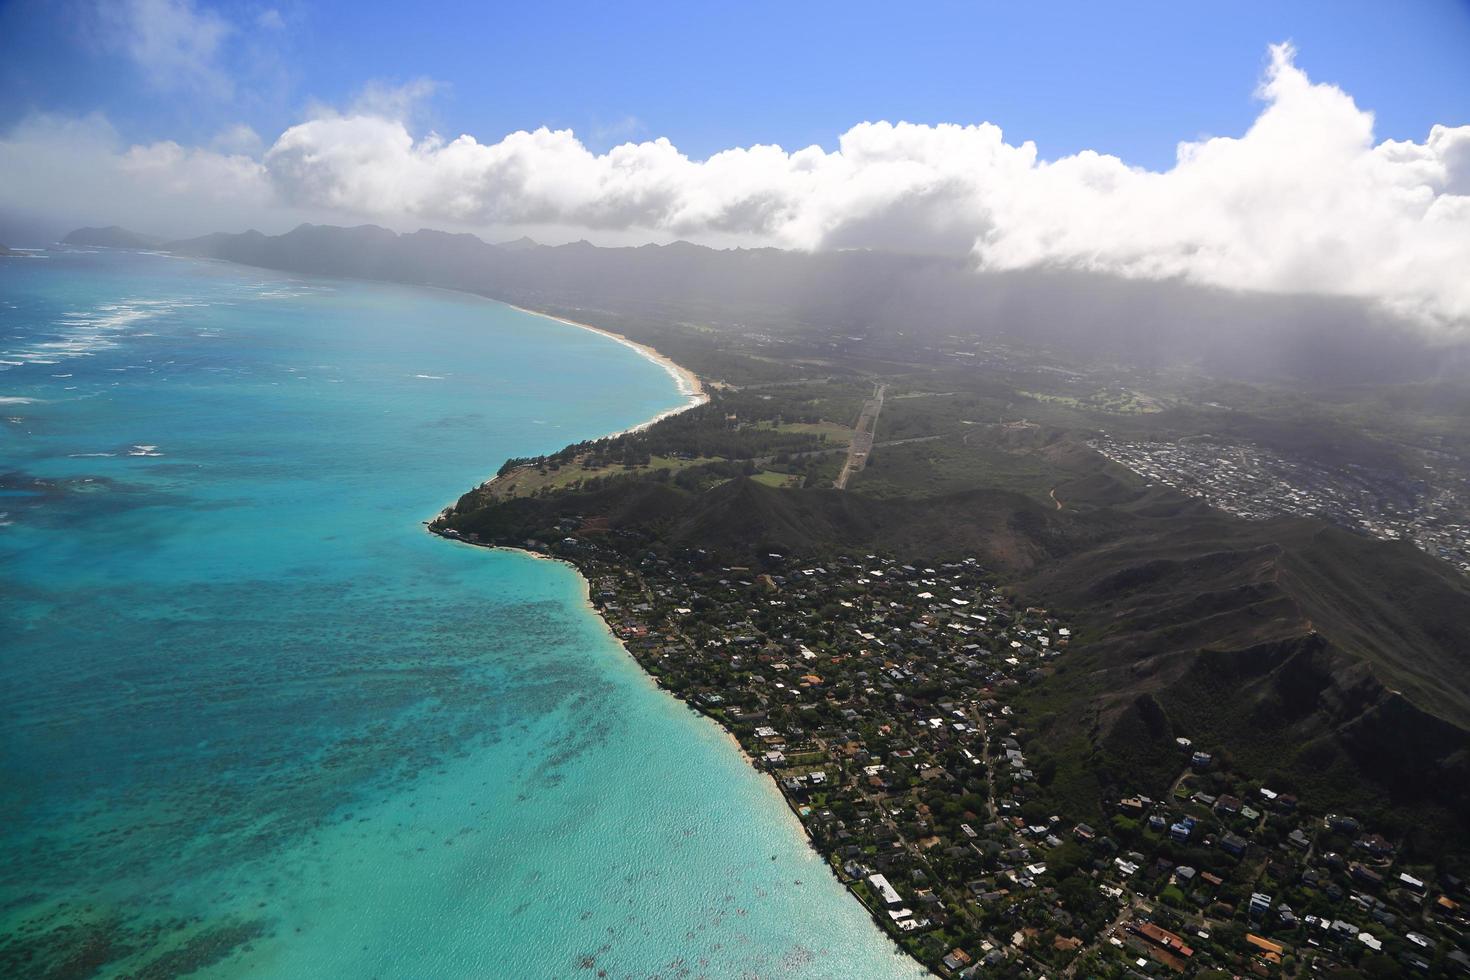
[835, 382, 887, 489]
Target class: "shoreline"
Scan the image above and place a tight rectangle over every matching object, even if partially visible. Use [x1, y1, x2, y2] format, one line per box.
[432, 538, 764, 776]
[429, 537, 929, 980]
[503, 303, 709, 435]
[434, 532, 928, 976]
[170, 254, 774, 853]
[161, 252, 708, 439]
[423, 313, 925, 971]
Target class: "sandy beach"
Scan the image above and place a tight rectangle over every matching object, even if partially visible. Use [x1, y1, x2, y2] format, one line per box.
[506, 304, 708, 434]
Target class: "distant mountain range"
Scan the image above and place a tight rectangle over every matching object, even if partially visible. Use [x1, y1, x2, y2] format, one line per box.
[63, 222, 1470, 387]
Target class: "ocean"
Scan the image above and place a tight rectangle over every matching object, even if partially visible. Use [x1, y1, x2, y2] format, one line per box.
[0, 249, 924, 978]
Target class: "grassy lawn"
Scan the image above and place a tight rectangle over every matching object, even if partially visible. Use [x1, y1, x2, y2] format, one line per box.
[750, 469, 803, 488]
[1019, 388, 1169, 415]
[748, 419, 856, 447]
[490, 454, 719, 498]
[850, 433, 1057, 502]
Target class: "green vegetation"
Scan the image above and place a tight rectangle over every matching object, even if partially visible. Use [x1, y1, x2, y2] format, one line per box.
[487, 453, 718, 498]
[1019, 386, 1169, 414]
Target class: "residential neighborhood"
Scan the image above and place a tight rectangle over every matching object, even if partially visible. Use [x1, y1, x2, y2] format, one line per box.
[433, 521, 1470, 979]
[1090, 435, 1470, 576]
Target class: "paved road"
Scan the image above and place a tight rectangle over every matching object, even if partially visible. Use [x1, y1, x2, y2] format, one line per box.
[835, 382, 887, 489]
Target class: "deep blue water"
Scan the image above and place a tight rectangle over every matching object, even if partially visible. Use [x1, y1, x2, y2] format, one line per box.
[0, 249, 922, 978]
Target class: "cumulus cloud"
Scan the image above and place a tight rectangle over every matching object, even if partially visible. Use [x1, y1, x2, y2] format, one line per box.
[2, 43, 1467, 328]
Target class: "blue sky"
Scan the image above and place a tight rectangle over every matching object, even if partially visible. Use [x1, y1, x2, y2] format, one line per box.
[2, 0, 1467, 167]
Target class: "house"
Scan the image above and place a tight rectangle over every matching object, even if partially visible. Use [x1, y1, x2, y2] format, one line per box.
[1351, 863, 1384, 888]
[1221, 833, 1249, 858]
[1249, 892, 1273, 920]
[943, 948, 973, 972]
[1357, 833, 1394, 858]
[1130, 921, 1195, 959]
[1190, 751, 1213, 770]
[1246, 934, 1285, 963]
[869, 873, 903, 906]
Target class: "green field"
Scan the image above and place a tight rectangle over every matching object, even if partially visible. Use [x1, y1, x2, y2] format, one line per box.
[488, 453, 718, 498]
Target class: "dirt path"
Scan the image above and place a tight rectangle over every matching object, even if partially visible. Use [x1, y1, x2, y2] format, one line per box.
[1049, 486, 1064, 510]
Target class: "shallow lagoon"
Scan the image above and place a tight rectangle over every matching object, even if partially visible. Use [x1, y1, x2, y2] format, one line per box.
[0, 250, 923, 977]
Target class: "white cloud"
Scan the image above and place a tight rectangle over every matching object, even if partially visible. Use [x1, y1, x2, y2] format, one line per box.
[3, 43, 1467, 328]
[253, 44, 1470, 325]
[0, 113, 284, 236]
[100, 0, 235, 97]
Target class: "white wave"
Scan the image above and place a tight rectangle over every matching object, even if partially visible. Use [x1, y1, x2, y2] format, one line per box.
[413, 374, 445, 380]
[0, 396, 37, 404]
[29, 294, 208, 365]
[68, 452, 117, 458]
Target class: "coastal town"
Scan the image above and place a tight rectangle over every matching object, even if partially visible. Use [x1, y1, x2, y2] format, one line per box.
[1089, 435, 1470, 577]
[432, 517, 1470, 979]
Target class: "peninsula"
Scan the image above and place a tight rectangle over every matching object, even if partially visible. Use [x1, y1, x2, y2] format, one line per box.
[428, 347, 1470, 977]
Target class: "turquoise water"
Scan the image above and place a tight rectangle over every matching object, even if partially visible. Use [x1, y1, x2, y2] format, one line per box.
[0, 250, 923, 978]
